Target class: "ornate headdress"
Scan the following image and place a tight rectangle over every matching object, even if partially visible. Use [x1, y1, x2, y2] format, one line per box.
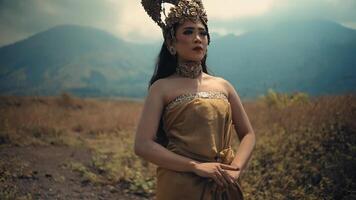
[141, 0, 210, 43]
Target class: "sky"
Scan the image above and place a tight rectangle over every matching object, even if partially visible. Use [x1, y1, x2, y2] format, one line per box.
[0, 0, 356, 47]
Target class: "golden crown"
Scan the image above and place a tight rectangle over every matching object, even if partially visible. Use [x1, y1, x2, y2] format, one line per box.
[141, 0, 208, 32]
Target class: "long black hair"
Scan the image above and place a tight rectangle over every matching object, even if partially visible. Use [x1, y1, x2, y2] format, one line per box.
[148, 20, 212, 146]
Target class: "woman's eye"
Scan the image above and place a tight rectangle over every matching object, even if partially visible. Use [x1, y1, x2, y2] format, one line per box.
[200, 31, 208, 36]
[183, 30, 193, 35]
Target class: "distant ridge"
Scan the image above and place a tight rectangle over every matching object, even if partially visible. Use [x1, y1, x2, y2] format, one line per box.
[208, 19, 356, 98]
[0, 20, 355, 99]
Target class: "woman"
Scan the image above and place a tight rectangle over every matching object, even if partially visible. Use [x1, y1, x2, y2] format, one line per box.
[135, 0, 256, 199]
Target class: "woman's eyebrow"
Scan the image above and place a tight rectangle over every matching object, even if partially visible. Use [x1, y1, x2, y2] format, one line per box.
[183, 26, 206, 31]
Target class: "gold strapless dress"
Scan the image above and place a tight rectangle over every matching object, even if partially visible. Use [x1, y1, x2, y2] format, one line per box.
[156, 91, 244, 200]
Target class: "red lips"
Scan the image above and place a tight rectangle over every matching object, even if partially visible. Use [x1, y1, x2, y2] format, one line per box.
[192, 46, 203, 51]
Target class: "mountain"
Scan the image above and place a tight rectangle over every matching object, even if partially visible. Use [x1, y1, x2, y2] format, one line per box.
[207, 19, 356, 98]
[0, 24, 160, 97]
[0, 20, 355, 99]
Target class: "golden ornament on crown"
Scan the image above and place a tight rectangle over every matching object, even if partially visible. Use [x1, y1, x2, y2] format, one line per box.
[165, 0, 208, 29]
[141, 0, 208, 30]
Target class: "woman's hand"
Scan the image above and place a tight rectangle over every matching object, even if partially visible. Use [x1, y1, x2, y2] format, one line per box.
[219, 168, 241, 186]
[192, 162, 239, 188]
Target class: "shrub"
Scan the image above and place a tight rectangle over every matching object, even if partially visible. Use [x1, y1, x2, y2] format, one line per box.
[259, 89, 310, 109]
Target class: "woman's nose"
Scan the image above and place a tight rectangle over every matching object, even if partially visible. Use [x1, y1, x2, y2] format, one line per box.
[194, 33, 202, 43]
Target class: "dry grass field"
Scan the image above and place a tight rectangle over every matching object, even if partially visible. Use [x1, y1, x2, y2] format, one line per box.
[0, 90, 355, 199]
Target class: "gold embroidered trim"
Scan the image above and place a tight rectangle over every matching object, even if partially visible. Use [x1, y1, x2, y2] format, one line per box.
[165, 91, 228, 110]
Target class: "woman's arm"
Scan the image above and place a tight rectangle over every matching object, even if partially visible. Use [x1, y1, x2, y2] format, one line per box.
[224, 79, 256, 172]
[134, 80, 198, 172]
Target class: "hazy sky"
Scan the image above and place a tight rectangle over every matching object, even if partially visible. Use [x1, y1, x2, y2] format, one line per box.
[0, 0, 356, 47]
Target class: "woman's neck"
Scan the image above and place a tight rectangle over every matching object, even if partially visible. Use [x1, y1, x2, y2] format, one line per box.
[176, 59, 202, 79]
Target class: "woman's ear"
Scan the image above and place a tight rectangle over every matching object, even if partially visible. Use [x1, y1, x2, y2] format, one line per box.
[165, 39, 174, 48]
[165, 39, 177, 55]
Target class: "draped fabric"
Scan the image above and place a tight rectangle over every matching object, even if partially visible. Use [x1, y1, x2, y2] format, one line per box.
[156, 91, 244, 200]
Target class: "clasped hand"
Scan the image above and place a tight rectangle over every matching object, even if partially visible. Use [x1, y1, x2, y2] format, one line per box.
[193, 162, 241, 189]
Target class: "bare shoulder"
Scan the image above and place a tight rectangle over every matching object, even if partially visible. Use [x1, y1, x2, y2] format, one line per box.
[149, 77, 183, 105]
[208, 76, 236, 98]
[147, 79, 167, 101]
[213, 76, 242, 101]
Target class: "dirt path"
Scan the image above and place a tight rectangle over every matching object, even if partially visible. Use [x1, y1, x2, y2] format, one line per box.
[0, 145, 151, 200]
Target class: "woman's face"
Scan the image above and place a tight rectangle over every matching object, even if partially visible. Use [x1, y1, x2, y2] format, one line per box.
[171, 19, 208, 62]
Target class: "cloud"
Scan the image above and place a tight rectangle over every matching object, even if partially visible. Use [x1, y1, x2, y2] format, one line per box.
[270, 0, 356, 21]
[113, 0, 163, 43]
[208, 0, 356, 35]
[0, 0, 355, 46]
[0, 0, 123, 46]
[204, 0, 274, 20]
[114, 0, 276, 42]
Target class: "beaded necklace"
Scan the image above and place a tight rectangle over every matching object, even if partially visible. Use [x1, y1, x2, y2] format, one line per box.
[175, 60, 202, 79]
